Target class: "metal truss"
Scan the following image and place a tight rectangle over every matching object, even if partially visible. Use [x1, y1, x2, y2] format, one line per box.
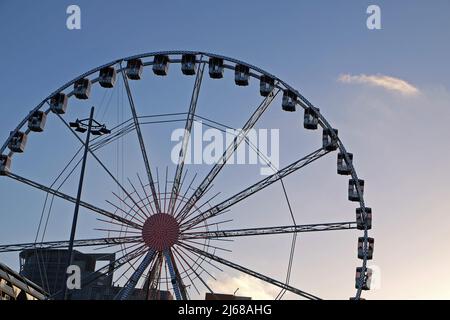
[168, 61, 205, 215]
[176, 86, 281, 221]
[5, 171, 141, 229]
[181, 222, 356, 240]
[146, 253, 163, 300]
[181, 147, 330, 230]
[115, 249, 156, 300]
[164, 249, 185, 300]
[0, 236, 141, 253]
[57, 114, 152, 221]
[0, 50, 372, 300]
[179, 242, 321, 300]
[121, 67, 160, 214]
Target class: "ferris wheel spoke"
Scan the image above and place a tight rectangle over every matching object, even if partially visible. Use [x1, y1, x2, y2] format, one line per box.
[180, 239, 232, 253]
[179, 242, 321, 300]
[111, 254, 142, 290]
[105, 199, 146, 226]
[146, 252, 163, 300]
[111, 191, 148, 223]
[174, 172, 197, 214]
[136, 173, 155, 216]
[180, 147, 330, 230]
[186, 218, 233, 232]
[120, 66, 161, 214]
[78, 244, 146, 298]
[90, 122, 136, 152]
[176, 243, 223, 273]
[172, 248, 199, 296]
[56, 114, 151, 221]
[115, 249, 157, 300]
[172, 246, 216, 296]
[4, 171, 142, 229]
[164, 248, 188, 300]
[175, 87, 281, 221]
[0, 236, 141, 253]
[181, 221, 357, 240]
[175, 247, 218, 288]
[168, 61, 205, 215]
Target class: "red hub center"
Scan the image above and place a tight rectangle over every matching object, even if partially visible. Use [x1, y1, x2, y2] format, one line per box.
[142, 213, 180, 251]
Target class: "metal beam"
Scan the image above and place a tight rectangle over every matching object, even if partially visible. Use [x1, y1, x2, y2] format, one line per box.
[180, 243, 321, 300]
[168, 61, 205, 215]
[181, 222, 356, 240]
[172, 246, 216, 296]
[164, 249, 186, 300]
[115, 249, 156, 300]
[0, 236, 141, 253]
[57, 114, 153, 220]
[180, 148, 330, 230]
[5, 172, 142, 229]
[168, 249, 188, 299]
[176, 87, 280, 221]
[121, 67, 161, 213]
[146, 252, 163, 300]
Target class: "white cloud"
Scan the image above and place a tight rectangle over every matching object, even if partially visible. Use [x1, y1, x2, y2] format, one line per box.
[338, 73, 420, 96]
[208, 274, 279, 300]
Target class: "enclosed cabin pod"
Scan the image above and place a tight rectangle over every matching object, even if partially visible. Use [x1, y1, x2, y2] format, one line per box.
[73, 78, 91, 100]
[348, 179, 364, 202]
[337, 152, 353, 175]
[234, 64, 250, 86]
[322, 128, 339, 151]
[181, 54, 196, 75]
[355, 267, 372, 290]
[209, 57, 224, 79]
[259, 75, 275, 97]
[304, 107, 319, 130]
[50, 93, 68, 114]
[282, 90, 297, 112]
[126, 59, 144, 80]
[358, 237, 374, 260]
[99, 66, 116, 88]
[153, 55, 169, 76]
[28, 111, 47, 132]
[0, 154, 11, 175]
[356, 207, 372, 230]
[8, 131, 28, 153]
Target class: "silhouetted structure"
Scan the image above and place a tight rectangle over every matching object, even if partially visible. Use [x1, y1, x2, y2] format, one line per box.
[19, 249, 172, 300]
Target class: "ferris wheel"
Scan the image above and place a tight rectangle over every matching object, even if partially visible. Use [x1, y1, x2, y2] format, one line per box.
[0, 51, 373, 300]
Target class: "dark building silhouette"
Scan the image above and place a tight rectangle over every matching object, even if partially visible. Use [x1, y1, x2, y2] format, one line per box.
[19, 249, 172, 300]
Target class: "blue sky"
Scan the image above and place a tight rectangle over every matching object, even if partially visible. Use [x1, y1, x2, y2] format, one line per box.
[1, 0, 450, 299]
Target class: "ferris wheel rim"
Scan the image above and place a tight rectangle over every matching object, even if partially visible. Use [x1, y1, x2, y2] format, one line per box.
[0, 50, 372, 299]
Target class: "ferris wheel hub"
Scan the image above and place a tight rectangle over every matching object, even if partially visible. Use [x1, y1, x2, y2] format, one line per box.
[142, 213, 180, 251]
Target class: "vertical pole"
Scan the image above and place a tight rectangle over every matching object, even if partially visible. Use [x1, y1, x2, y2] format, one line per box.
[63, 106, 95, 300]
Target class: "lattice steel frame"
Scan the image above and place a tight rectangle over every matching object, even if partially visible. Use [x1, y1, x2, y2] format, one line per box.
[0, 51, 372, 300]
